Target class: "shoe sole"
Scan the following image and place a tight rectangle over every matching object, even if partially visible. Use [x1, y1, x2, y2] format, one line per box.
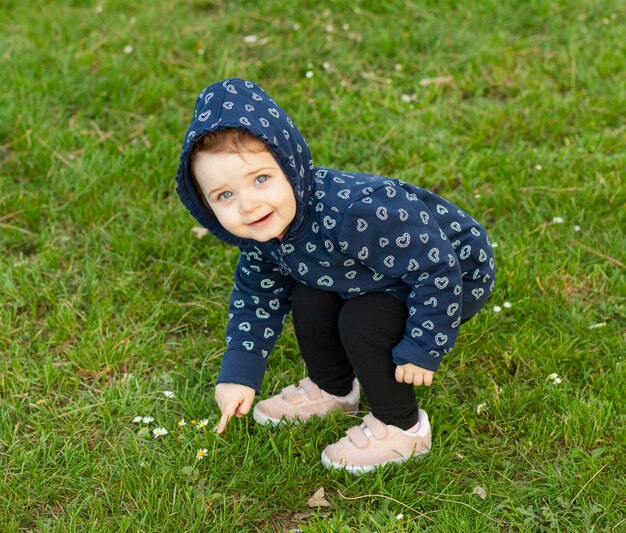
[252, 403, 360, 427]
[320, 447, 430, 476]
[252, 405, 303, 426]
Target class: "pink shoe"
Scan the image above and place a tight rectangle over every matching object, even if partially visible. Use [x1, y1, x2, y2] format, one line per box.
[252, 377, 360, 426]
[320, 410, 431, 475]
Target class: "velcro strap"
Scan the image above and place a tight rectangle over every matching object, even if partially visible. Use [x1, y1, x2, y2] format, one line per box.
[346, 426, 369, 448]
[281, 385, 302, 405]
[299, 377, 323, 401]
[363, 414, 387, 439]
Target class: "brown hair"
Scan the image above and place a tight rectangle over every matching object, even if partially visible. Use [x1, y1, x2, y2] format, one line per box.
[189, 129, 268, 211]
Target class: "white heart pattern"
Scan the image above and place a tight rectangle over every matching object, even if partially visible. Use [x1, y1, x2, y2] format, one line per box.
[256, 308, 270, 319]
[198, 110, 211, 122]
[472, 288, 484, 299]
[323, 216, 336, 229]
[396, 233, 411, 248]
[447, 303, 459, 316]
[435, 277, 449, 289]
[317, 275, 333, 287]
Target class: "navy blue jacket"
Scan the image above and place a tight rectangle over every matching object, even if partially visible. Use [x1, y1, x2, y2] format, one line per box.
[176, 78, 495, 394]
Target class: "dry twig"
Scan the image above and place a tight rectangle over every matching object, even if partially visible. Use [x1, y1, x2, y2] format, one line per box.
[336, 490, 433, 521]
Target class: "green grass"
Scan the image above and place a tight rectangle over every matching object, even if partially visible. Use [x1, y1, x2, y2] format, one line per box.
[1, 0, 625, 530]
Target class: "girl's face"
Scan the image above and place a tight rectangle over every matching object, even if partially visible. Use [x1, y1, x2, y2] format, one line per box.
[193, 149, 297, 242]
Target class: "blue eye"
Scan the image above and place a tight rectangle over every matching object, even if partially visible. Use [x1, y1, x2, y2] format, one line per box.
[219, 191, 233, 200]
[256, 175, 269, 184]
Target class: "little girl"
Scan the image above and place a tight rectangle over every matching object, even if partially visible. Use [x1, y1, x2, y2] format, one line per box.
[175, 78, 495, 474]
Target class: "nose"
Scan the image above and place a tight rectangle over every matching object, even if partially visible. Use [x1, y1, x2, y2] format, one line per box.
[238, 191, 261, 214]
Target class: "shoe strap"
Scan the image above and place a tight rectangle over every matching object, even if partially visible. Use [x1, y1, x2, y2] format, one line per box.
[363, 414, 387, 439]
[281, 385, 302, 405]
[280, 378, 324, 405]
[346, 426, 369, 448]
[298, 377, 323, 401]
[345, 414, 388, 448]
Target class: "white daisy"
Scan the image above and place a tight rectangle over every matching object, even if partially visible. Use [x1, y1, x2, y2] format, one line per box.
[547, 373, 562, 385]
[152, 427, 168, 438]
[196, 448, 208, 460]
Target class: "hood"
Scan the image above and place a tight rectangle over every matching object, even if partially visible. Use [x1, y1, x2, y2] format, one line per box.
[175, 78, 314, 247]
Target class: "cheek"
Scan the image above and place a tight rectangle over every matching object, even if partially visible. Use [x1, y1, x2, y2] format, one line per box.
[212, 206, 237, 227]
[278, 186, 296, 212]
[281, 194, 296, 217]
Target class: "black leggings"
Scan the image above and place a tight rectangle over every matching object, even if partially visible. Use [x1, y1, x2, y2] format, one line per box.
[291, 284, 419, 430]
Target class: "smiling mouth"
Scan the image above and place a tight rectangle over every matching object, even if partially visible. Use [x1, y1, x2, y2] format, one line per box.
[249, 212, 274, 226]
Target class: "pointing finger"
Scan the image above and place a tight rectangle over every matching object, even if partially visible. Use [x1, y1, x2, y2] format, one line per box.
[217, 412, 230, 434]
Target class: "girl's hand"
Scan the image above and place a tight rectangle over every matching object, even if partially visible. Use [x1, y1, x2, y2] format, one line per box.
[394, 363, 435, 387]
[215, 383, 256, 434]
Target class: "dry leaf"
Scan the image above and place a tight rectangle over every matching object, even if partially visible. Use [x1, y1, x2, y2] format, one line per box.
[419, 76, 454, 87]
[307, 487, 331, 508]
[455, 452, 465, 460]
[472, 485, 487, 500]
[191, 226, 209, 239]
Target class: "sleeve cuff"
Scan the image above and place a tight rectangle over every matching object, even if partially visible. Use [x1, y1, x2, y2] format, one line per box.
[392, 336, 443, 372]
[216, 349, 268, 395]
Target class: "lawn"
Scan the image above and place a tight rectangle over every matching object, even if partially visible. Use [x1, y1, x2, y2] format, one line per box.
[1, 0, 625, 531]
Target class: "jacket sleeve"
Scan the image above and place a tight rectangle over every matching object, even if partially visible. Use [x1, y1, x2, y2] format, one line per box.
[217, 248, 295, 394]
[337, 187, 463, 371]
